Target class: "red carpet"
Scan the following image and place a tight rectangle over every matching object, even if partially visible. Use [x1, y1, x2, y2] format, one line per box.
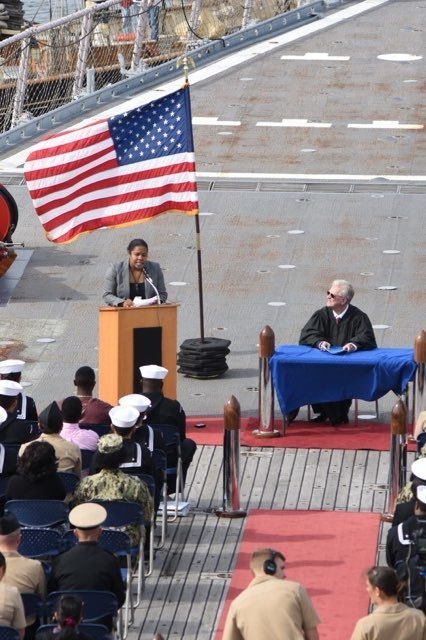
[187, 416, 410, 451]
[215, 510, 380, 640]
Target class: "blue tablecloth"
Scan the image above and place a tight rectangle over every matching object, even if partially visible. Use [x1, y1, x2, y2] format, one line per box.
[269, 345, 417, 415]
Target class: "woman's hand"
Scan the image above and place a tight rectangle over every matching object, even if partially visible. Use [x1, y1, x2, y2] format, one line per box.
[122, 298, 133, 308]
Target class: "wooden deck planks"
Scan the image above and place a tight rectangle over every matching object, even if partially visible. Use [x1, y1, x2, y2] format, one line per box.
[130, 442, 393, 639]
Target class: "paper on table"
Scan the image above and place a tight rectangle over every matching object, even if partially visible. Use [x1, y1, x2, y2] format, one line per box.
[133, 296, 158, 307]
[326, 346, 347, 355]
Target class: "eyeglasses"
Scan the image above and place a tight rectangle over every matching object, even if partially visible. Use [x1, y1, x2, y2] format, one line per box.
[327, 290, 344, 299]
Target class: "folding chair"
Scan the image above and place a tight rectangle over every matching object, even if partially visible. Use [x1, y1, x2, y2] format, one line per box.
[92, 500, 146, 607]
[46, 591, 120, 640]
[0, 475, 9, 495]
[133, 473, 155, 577]
[0, 627, 19, 640]
[57, 472, 80, 495]
[18, 527, 64, 559]
[0, 443, 20, 476]
[20, 592, 45, 627]
[36, 623, 110, 640]
[80, 449, 95, 475]
[152, 448, 167, 548]
[79, 424, 110, 437]
[153, 424, 184, 522]
[61, 529, 134, 636]
[5, 500, 69, 528]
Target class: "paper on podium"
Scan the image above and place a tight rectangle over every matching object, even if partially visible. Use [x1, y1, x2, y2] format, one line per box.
[133, 296, 158, 307]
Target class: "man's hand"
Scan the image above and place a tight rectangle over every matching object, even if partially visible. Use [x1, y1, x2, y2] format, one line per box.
[319, 341, 330, 351]
[342, 343, 357, 352]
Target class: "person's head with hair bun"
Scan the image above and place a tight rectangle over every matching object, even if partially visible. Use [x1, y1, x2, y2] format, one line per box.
[53, 594, 84, 640]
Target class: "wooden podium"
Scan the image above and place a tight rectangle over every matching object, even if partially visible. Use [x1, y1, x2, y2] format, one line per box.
[98, 304, 179, 406]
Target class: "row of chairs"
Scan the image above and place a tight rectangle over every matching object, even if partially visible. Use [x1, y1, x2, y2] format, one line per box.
[5, 500, 146, 638]
[0, 590, 120, 639]
[0, 423, 186, 631]
[0, 622, 111, 640]
[26, 468, 156, 578]
[80, 422, 186, 508]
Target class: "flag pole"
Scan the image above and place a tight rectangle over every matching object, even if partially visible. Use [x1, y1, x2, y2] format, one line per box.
[179, 55, 205, 343]
[177, 57, 230, 378]
[194, 212, 205, 343]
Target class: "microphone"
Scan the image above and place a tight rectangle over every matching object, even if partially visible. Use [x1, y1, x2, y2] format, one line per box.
[142, 264, 161, 305]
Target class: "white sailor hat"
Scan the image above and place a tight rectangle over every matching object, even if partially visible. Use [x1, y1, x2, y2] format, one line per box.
[0, 359, 25, 375]
[109, 405, 140, 429]
[119, 394, 151, 413]
[0, 380, 23, 396]
[139, 364, 168, 380]
[412, 458, 426, 481]
[0, 406, 7, 425]
[417, 485, 426, 505]
[69, 503, 107, 529]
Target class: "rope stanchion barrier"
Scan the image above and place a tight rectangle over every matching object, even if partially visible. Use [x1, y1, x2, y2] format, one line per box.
[381, 398, 407, 523]
[253, 325, 280, 438]
[216, 395, 246, 519]
[413, 329, 426, 441]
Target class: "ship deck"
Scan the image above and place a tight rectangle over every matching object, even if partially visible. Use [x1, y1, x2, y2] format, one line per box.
[0, 0, 424, 637]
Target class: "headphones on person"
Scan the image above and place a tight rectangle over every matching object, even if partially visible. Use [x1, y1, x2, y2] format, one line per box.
[263, 549, 279, 576]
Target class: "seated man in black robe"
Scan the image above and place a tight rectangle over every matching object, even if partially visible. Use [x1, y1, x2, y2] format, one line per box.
[298, 279, 377, 425]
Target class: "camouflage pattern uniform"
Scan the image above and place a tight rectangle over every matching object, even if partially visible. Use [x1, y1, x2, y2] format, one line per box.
[74, 468, 152, 545]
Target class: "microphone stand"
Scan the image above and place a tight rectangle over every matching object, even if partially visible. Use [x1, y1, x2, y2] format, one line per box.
[142, 267, 161, 305]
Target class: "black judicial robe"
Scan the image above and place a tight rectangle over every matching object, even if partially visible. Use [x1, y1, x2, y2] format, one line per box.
[299, 305, 377, 351]
[299, 305, 377, 422]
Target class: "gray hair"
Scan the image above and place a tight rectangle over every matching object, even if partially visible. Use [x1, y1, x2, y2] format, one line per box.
[331, 279, 354, 301]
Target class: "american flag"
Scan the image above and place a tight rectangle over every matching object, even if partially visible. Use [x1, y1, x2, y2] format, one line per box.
[24, 85, 199, 244]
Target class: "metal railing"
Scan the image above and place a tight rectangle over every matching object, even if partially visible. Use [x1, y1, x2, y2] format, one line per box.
[0, 0, 350, 152]
[0, 0, 299, 130]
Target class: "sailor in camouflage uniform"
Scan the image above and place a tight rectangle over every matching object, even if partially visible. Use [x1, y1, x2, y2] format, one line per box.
[73, 429, 152, 546]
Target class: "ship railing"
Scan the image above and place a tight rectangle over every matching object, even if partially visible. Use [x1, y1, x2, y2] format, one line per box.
[0, 0, 302, 133]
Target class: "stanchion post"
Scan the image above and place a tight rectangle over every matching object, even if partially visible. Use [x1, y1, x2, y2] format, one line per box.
[381, 398, 407, 522]
[413, 329, 426, 438]
[253, 325, 280, 439]
[216, 395, 246, 519]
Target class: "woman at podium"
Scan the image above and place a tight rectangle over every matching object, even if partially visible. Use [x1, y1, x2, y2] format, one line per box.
[102, 238, 168, 308]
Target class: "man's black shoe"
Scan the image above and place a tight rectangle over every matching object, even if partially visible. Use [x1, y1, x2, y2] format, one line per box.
[310, 413, 327, 424]
[330, 416, 349, 426]
[285, 409, 299, 424]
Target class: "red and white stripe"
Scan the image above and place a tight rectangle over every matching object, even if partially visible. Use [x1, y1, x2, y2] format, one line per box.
[24, 117, 198, 244]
